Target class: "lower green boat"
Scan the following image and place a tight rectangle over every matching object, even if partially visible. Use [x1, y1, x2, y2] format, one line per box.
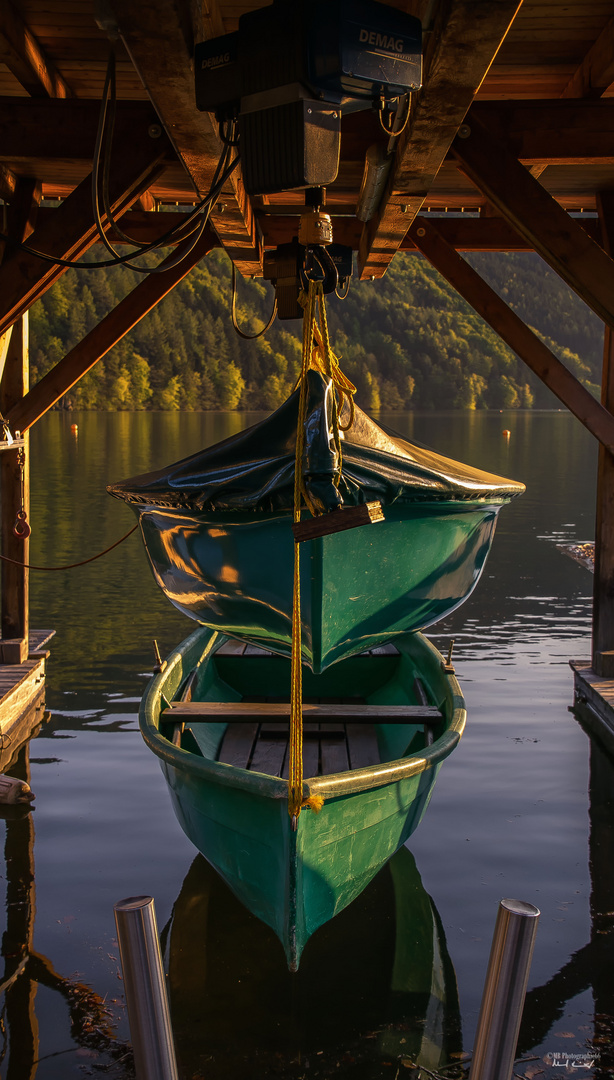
[140, 625, 466, 969]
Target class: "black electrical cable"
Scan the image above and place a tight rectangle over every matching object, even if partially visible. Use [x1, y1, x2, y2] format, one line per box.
[231, 261, 278, 339]
[219, 117, 240, 147]
[0, 154, 239, 271]
[93, 52, 238, 273]
[0, 48, 240, 272]
[91, 46, 235, 274]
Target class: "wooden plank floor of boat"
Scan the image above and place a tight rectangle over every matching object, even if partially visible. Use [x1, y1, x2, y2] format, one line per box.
[215, 703, 380, 777]
[209, 641, 385, 777]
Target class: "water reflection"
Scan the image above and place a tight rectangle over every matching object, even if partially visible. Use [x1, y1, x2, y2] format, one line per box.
[166, 845, 462, 1080]
[0, 734, 131, 1079]
[518, 735, 614, 1073]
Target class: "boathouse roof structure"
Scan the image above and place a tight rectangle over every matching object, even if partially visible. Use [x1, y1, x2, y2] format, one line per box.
[2, 0, 614, 728]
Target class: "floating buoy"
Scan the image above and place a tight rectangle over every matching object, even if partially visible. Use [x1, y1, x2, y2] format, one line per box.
[70, 423, 78, 435]
[503, 429, 511, 439]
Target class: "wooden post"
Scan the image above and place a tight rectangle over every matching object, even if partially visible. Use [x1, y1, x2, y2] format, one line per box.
[1, 317, 29, 658]
[592, 193, 614, 676]
[0, 179, 40, 661]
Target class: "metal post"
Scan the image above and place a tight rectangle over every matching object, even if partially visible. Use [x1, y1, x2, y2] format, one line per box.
[114, 896, 178, 1080]
[469, 898, 540, 1080]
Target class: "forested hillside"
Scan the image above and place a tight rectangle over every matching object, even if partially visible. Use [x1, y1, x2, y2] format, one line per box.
[29, 242, 603, 412]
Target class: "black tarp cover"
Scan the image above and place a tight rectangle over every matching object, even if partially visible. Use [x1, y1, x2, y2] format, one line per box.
[108, 371, 525, 512]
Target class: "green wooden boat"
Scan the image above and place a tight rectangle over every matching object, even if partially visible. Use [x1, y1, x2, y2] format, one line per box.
[140, 624, 466, 969]
[110, 371, 524, 673]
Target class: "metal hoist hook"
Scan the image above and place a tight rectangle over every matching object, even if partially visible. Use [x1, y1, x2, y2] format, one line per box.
[13, 448, 30, 540]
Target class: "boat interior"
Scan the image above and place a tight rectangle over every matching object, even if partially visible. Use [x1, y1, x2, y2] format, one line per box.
[163, 640, 446, 779]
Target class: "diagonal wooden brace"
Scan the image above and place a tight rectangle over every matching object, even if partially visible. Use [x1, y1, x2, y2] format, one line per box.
[452, 110, 614, 331]
[409, 217, 614, 453]
[0, 119, 172, 339]
[7, 229, 218, 433]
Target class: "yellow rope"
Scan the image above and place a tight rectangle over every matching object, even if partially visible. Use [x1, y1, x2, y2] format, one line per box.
[287, 280, 357, 824]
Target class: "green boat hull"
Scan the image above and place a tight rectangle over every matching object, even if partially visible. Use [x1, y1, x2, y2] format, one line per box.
[138, 500, 498, 672]
[140, 626, 466, 969]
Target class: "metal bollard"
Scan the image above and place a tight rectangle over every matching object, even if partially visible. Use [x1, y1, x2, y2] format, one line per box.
[114, 896, 178, 1080]
[469, 898, 540, 1080]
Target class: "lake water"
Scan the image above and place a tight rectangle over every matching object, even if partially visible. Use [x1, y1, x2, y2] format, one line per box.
[3, 408, 608, 1079]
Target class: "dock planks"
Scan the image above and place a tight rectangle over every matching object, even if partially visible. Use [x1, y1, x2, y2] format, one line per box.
[0, 629, 55, 766]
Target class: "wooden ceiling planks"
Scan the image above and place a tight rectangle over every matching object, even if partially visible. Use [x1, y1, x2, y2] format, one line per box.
[0, 0, 73, 97]
[1, 0, 614, 271]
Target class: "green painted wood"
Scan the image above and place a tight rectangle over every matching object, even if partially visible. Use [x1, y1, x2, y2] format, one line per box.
[139, 626, 466, 969]
[136, 500, 508, 672]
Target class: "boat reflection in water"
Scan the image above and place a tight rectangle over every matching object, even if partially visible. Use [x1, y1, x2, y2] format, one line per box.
[166, 844, 462, 1079]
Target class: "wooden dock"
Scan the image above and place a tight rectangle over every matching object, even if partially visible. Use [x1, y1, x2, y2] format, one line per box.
[0, 630, 54, 773]
[571, 660, 614, 756]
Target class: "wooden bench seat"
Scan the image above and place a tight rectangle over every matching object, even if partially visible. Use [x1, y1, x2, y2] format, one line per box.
[167, 701, 443, 724]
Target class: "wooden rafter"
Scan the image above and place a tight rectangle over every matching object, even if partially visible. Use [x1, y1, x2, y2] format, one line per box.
[466, 100, 614, 165]
[0, 98, 162, 163]
[0, 0, 72, 98]
[408, 217, 614, 452]
[108, 0, 262, 277]
[561, 14, 614, 100]
[7, 230, 218, 435]
[260, 212, 600, 253]
[0, 122, 172, 339]
[23, 209, 593, 253]
[358, 0, 523, 280]
[452, 111, 614, 331]
[7, 96, 614, 173]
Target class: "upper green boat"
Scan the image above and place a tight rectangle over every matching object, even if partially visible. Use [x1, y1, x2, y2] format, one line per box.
[109, 371, 524, 672]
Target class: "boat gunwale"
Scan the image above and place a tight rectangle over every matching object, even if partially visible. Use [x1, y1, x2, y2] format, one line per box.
[139, 627, 466, 801]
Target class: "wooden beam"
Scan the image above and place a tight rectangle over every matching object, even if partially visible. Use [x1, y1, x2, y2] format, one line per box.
[358, 0, 523, 280]
[0, 98, 161, 163]
[108, 0, 262, 277]
[30, 208, 203, 247]
[7, 229, 218, 434]
[0, 181, 40, 651]
[1, 319, 29, 651]
[562, 15, 614, 100]
[408, 217, 614, 452]
[452, 111, 614, 331]
[402, 216, 600, 251]
[260, 212, 600, 253]
[0, 121, 172, 339]
[593, 191, 614, 677]
[467, 100, 614, 165]
[0, 0, 72, 98]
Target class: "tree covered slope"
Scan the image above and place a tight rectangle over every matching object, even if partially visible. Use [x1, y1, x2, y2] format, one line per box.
[29, 245, 603, 411]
